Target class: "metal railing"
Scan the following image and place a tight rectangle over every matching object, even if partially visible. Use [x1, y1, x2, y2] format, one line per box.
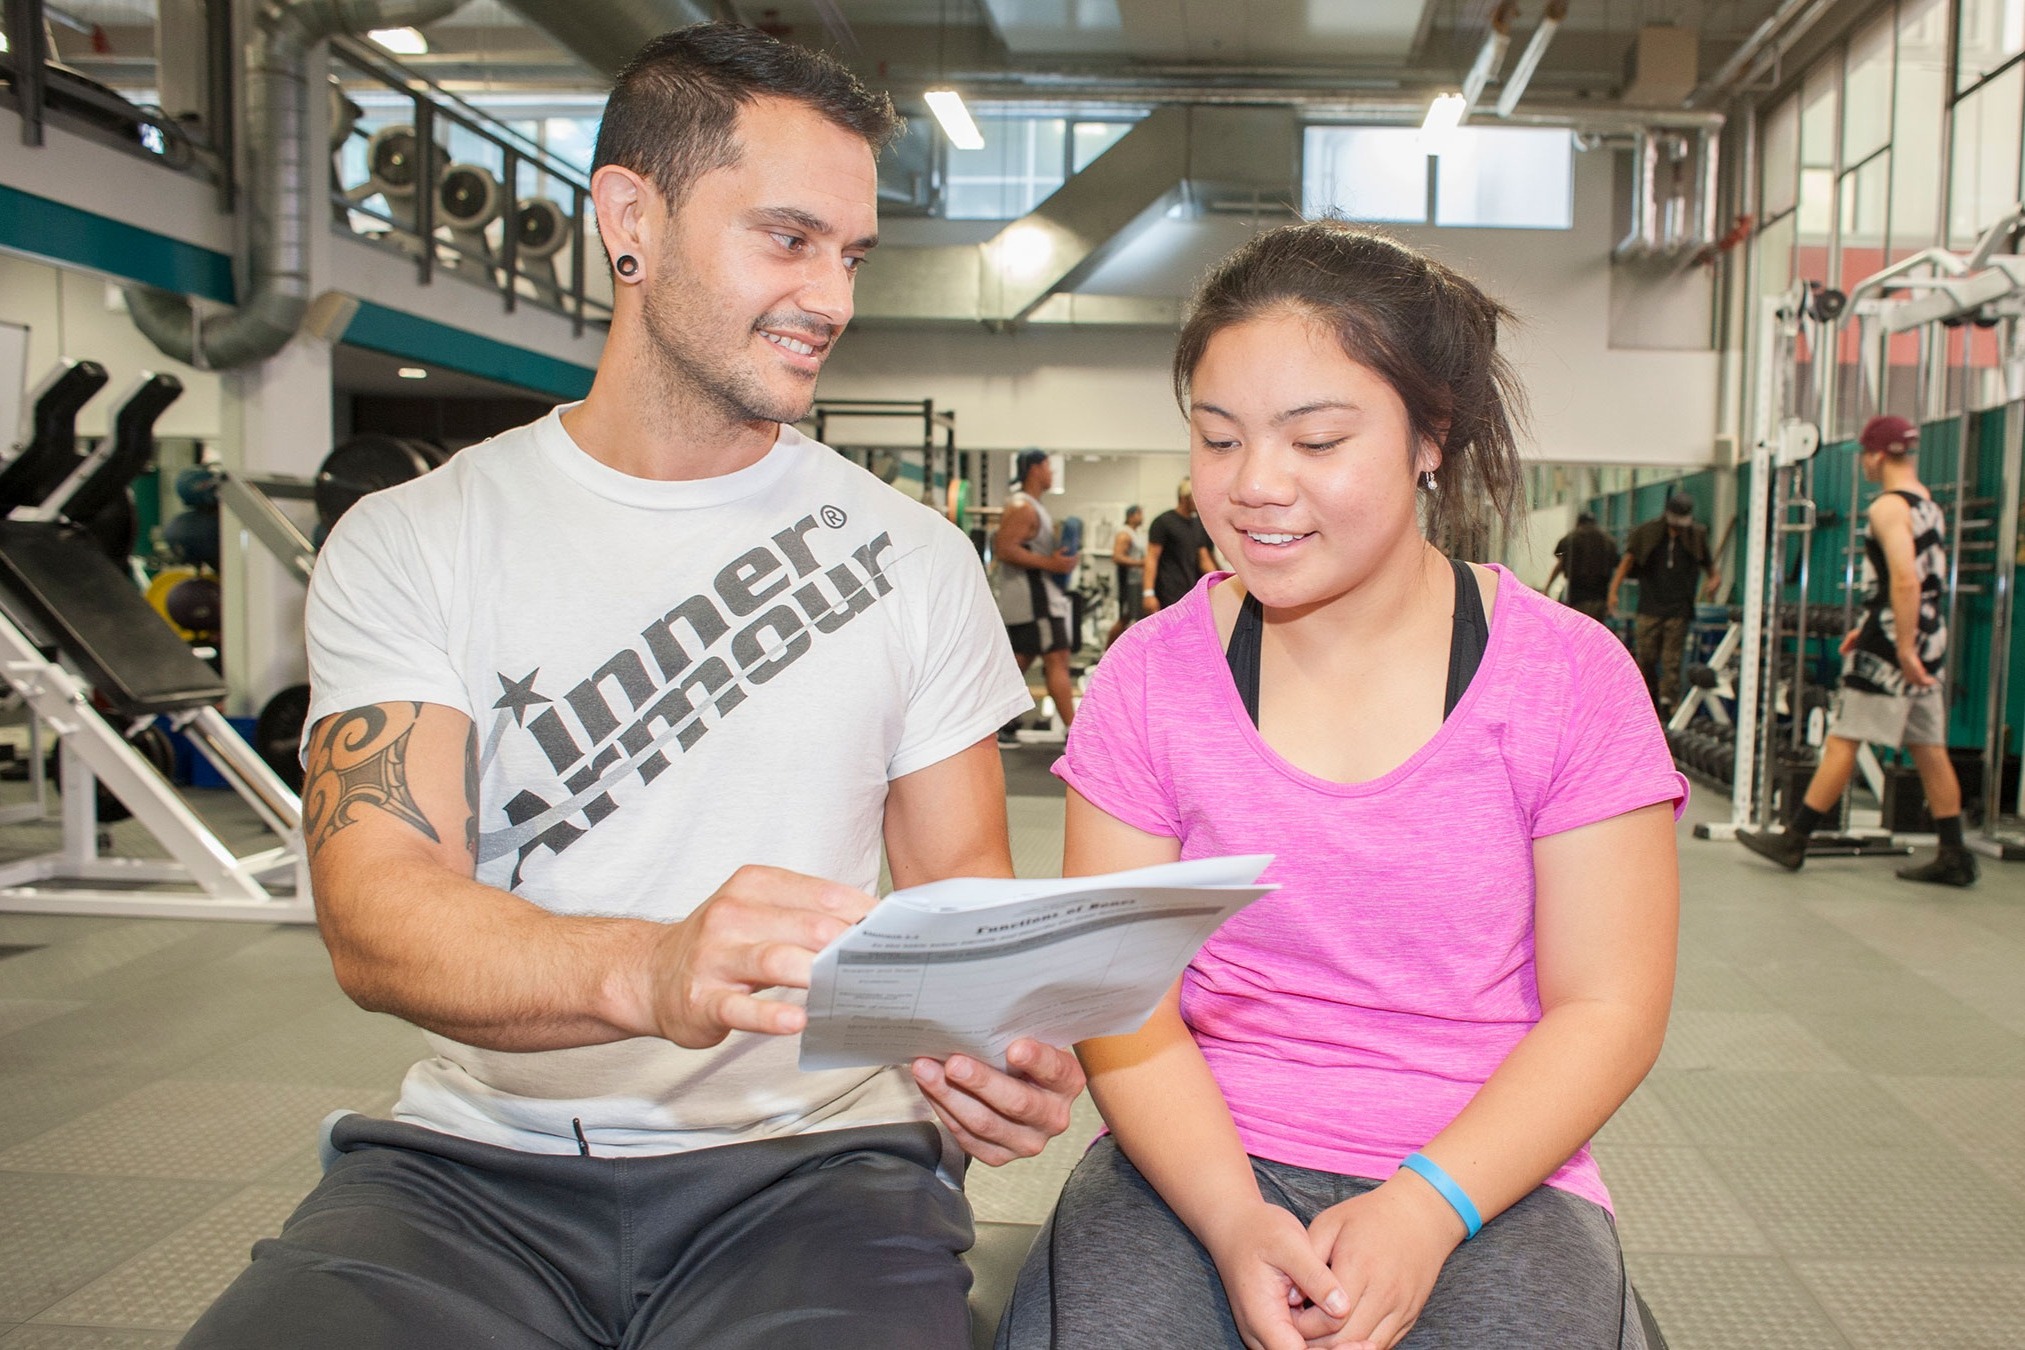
[328, 37, 610, 334]
[0, 0, 226, 194]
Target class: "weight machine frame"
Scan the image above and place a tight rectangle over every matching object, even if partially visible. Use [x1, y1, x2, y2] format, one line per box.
[0, 612, 310, 922]
[806, 399, 968, 517]
[0, 375, 312, 921]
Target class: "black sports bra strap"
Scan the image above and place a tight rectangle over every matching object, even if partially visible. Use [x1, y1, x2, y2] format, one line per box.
[1223, 562, 1489, 729]
[1229, 591, 1265, 726]
[1445, 558, 1488, 719]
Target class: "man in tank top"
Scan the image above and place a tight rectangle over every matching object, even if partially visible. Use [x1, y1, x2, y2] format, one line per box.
[994, 448, 1079, 736]
[1740, 415, 1977, 885]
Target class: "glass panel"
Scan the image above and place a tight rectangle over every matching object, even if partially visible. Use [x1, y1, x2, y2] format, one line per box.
[1890, 0, 1949, 256]
[1071, 121, 1135, 173]
[877, 115, 937, 213]
[942, 116, 1068, 220]
[1836, 154, 1890, 429]
[1301, 126, 1428, 223]
[1843, 12, 1895, 164]
[1956, 0, 2025, 89]
[1433, 127, 1573, 228]
[1948, 61, 2023, 246]
[1762, 93, 1800, 220]
[1797, 162, 1835, 262]
[1759, 213, 1797, 299]
[1800, 60, 1839, 175]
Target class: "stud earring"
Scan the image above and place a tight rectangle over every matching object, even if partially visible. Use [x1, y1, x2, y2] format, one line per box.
[616, 254, 640, 279]
[1421, 470, 1437, 492]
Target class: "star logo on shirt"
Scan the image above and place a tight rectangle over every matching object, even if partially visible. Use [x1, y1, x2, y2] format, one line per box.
[493, 670, 550, 726]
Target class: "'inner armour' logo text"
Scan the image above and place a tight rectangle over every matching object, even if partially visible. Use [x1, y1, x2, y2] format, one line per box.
[477, 510, 897, 885]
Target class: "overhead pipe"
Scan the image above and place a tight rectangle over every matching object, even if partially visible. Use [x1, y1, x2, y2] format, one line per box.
[127, 0, 465, 370]
[1496, 0, 1566, 117]
[494, 0, 710, 77]
[1689, 0, 1839, 107]
[1460, 1, 1517, 118]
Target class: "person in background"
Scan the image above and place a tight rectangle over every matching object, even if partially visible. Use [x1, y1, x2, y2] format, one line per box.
[1608, 490, 1721, 721]
[183, 28, 1083, 1350]
[1000, 221, 1681, 1350]
[1144, 478, 1216, 613]
[1546, 511, 1617, 621]
[995, 448, 1079, 740]
[1105, 504, 1146, 647]
[1739, 414, 1977, 886]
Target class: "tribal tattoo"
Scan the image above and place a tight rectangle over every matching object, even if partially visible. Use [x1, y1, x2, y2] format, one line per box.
[303, 704, 441, 852]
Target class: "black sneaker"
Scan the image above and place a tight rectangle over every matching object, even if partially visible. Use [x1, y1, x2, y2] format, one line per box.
[996, 723, 1022, 747]
[1897, 845, 1979, 887]
[1738, 827, 1807, 871]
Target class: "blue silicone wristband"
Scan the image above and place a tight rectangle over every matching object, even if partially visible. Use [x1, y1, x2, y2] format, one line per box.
[1399, 1151, 1484, 1239]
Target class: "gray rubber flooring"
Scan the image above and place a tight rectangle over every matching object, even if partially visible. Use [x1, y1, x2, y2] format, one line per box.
[0, 773, 2020, 1347]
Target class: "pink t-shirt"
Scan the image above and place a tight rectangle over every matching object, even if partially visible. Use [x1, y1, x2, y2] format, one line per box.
[1055, 568, 1687, 1211]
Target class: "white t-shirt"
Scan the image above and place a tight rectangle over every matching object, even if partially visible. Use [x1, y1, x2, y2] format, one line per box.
[304, 408, 1032, 1156]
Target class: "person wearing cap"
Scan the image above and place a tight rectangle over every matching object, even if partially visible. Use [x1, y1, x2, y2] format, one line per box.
[1608, 489, 1722, 719]
[1740, 415, 1977, 886]
[994, 448, 1080, 737]
[1547, 511, 1618, 621]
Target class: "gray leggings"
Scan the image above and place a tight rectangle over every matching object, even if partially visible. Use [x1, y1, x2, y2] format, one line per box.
[998, 1137, 1646, 1350]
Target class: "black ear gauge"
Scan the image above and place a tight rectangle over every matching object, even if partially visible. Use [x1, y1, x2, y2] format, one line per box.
[616, 254, 640, 278]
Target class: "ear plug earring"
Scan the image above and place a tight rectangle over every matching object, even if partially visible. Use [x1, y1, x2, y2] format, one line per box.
[616, 254, 640, 278]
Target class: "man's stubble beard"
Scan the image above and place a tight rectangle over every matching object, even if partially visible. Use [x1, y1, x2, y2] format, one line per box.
[638, 268, 820, 428]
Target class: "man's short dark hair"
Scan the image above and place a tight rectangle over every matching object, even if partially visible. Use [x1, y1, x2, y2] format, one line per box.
[592, 23, 902, 210]
[1577, 511, 1596, 526]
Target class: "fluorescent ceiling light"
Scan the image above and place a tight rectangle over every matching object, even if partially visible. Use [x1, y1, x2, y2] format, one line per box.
[1420, 92, 1467, 155]
[924, 89, 985, 151]
[396, 366, 428, 379]
[369, 27, 429, 56]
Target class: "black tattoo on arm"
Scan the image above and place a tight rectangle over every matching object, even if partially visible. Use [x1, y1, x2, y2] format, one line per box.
[303, 703, 442, 852]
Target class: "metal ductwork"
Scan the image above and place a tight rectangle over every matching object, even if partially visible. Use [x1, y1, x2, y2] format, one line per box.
[494, 0, 711, 77]
[1614, 125, 1721, 262]
[128, 0, 466, 369]
[855, 105, 1298, 328]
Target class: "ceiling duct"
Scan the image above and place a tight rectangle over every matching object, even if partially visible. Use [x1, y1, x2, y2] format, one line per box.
[127, 0, 467, 370]
[855, 105, 1298, 328]
[494, 0, 711, 77]
[1614, 126, 1720, 262]
[1621, 25, 1699, 106]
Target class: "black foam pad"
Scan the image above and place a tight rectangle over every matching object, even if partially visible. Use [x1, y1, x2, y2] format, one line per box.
[0, 521, 225, 714]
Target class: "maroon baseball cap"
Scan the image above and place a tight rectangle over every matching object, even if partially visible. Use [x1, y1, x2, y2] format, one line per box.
[1859, 415, 1917, 455]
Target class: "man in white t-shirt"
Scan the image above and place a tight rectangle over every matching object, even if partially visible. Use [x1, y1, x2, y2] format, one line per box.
[184, 25, 1082, 1350]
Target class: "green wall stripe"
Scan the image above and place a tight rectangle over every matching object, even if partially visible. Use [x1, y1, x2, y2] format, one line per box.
[343, 301, 596, 402]
[0, 183, 235, 301]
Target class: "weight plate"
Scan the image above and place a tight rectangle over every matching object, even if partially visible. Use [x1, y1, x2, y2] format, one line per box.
[316, 434, 434, 530]
[254, 684, 312, 793]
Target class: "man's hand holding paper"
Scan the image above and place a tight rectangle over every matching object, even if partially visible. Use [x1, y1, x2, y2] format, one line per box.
[800, 856, 1275, 1073]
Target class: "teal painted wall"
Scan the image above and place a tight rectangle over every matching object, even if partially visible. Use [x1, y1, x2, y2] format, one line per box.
[0, 183, 234, 301]
[0, 185, 597, 402]
[343, 302, 594, 402]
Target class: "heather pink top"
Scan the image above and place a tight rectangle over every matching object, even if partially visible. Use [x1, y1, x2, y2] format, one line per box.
[1055, 568, 1687, 1210]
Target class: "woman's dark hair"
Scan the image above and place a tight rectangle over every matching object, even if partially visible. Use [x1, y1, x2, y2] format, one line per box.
[592, 23, 902, 211]
[1172, 221, 1526, 557]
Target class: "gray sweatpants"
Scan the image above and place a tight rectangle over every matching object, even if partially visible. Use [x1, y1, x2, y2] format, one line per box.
[181, 1113, 974, 1350]
[998, 1137, 1645, 1350]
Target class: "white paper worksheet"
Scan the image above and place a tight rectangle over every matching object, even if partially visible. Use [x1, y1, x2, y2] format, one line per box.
[798, 855, 1274, 1071]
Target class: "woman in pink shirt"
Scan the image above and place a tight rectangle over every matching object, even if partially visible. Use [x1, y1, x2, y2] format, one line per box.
[998, 224, 1686, 1350]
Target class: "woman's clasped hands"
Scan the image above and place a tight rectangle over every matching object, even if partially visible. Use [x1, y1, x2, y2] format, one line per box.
[1207, 1178, 1467, 1350]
